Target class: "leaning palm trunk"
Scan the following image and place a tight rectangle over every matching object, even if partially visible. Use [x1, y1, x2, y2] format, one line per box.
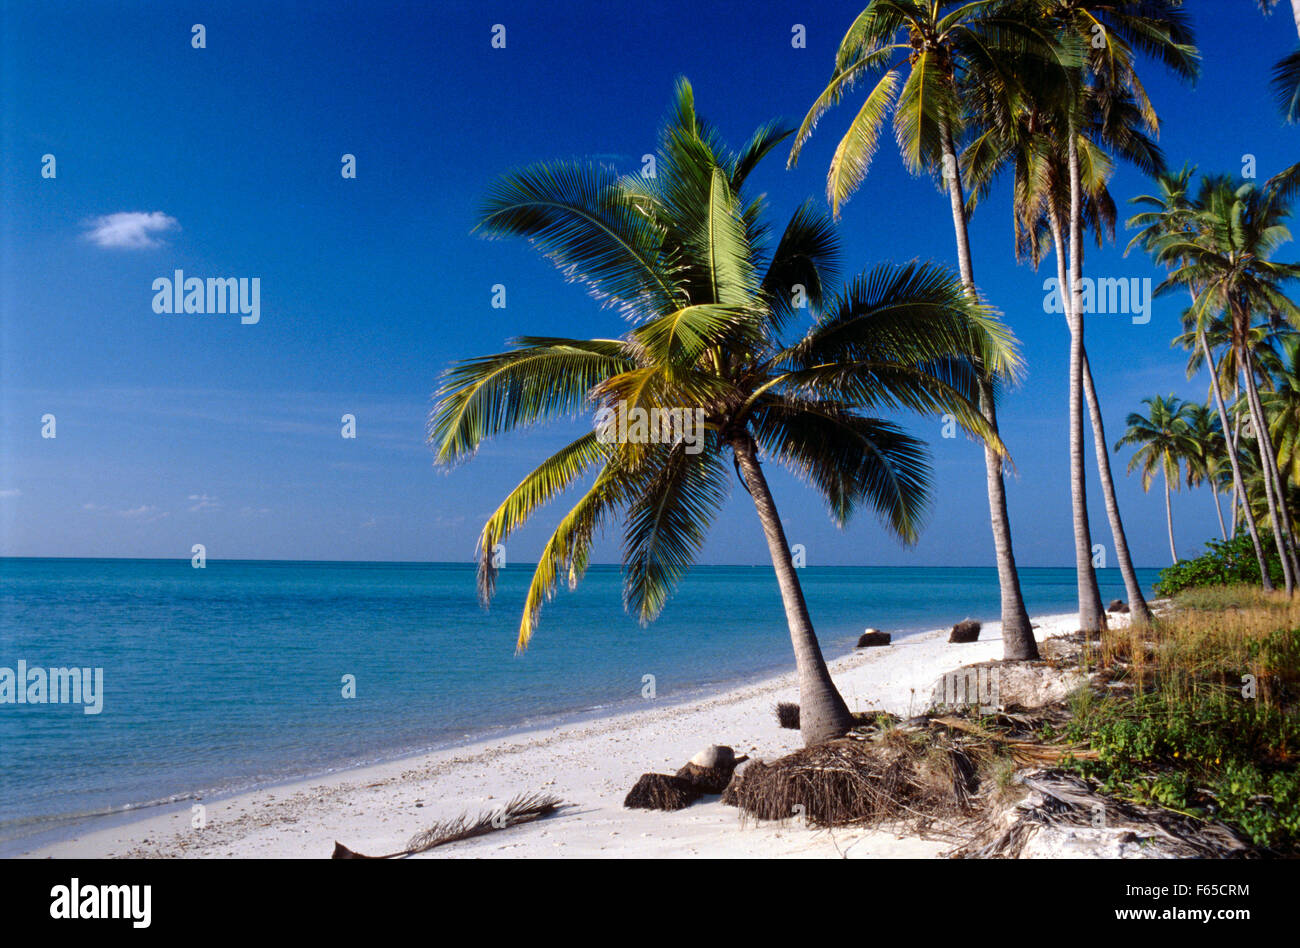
[732, 436, 854, 744]
[1211, 486, 1227, 540]
[1049, 209, 1152, 624]
[1082, 350, 1154, 623]
[1065, 131, 1106, 631]
[1203, 330, 1271, 584]
[1164, 472, 1177, 563]
[1240, 346, 1297, 594]
[939, 122, 1037, 660]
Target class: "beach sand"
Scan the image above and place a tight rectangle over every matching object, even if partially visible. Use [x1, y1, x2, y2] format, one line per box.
[24, 612, 1083, 859]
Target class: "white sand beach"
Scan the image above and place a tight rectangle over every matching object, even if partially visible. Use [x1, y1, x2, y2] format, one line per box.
[24, 612, 1083, 859]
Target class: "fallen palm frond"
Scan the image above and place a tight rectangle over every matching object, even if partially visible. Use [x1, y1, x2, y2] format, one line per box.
[929, 716, 1097, 766]
[331, 792, 565, 859]
[952, 770, 1260, 859]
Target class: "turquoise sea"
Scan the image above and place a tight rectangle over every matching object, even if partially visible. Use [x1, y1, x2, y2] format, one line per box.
[0, 558, 1160, 853]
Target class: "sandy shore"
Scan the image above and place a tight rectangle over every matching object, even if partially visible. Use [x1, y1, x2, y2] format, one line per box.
[23, 612, 1081, 859]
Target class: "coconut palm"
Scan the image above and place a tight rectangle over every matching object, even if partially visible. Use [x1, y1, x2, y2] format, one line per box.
[1263, 333, 1300, 490]
[1034, 0, 1196, 628]
[429, 80, 1021, 745]
[1181, 402, 1229, 540]
[787, 0, 1052, 659]
[1115, 394, 1195, 564]
[1153, 175, 1300, 593]
[1130, 168, 1277, 588]
[962, 52, 1157, 625]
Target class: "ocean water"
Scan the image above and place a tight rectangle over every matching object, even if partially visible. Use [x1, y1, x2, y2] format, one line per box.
[0, 558, 1160, 851]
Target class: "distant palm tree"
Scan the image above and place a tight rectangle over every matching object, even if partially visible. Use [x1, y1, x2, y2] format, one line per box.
[429, 80, 1021, 745]
[1181, 402, 1229, 540]
[787, 0, 1048, 658]
[1115, 395, 1195, 564]
[1154, 175, 1300, 593]
[1130, 169, 1276, 587]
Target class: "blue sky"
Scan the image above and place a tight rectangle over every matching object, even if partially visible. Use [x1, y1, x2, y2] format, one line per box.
[1, 0, 1297, 568]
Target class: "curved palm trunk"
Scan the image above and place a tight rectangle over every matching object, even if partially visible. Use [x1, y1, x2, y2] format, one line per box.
[1212, 487, 1227, 541]
[1203, 330, 1272, 587]
[939, 122, 1037, 660]
[1164, 473, 1177, 563]
[1241, 346, 1297, 594]
[732, 436, 854, 745]
[1082, 352, 1154, 623]
[1065, 132, 1107, 632]
[1048, 209, 1152, 624]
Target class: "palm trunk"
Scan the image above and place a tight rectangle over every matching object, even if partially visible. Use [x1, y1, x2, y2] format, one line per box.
[1201, 329, 1272, 588]
[1290, 0, 1300, 39]
[732, 435, 854, 744]
[1241, 346, 1297, 594]
[1164, 473, 1177, 563]
[939, 120, 1037, 660]
[1065, 130, 1107, 632]
[1231, 380, 1243, 536]
[1212, 486, 1227, 541]
[1048, 208, 1152, 624]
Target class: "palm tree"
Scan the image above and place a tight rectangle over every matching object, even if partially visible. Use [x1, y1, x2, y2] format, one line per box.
[787, 0, 1048, 659]
[1035, 0, 1197, 628]
[429, 80, 1021, 745]
[1130, 168, 1277, 587]
[962, 50, 1157, 625]
[1154, 176, 1300, 593]
[1181, 402, 1229, 540]
[1115, 394, 1194, 564]
[1259, 0, 1300, 121]
[1262, 332, 1300, 490]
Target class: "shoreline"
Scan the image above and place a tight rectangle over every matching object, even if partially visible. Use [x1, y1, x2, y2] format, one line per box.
[23, 611, 1080, 859]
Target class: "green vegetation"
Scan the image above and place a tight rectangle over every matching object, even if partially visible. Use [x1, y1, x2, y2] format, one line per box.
[1155, 534, 1285, 596]
[1064, 589, 1300, 850]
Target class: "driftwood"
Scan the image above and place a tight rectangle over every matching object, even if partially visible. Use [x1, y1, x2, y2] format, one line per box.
[952, 770, 1259, 859]
[332, 792, 565, 858]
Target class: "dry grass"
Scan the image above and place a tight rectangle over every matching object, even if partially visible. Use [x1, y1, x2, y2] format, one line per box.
[1098, 587, 1300, 706]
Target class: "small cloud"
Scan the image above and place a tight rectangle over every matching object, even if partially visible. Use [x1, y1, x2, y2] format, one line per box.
[83, 502, 168, 522]
[82, 211, 179, 249]
[188, 493, 221, 512]
[0, 489, 20, 498]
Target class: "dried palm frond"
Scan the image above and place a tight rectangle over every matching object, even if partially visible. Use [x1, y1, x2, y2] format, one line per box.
[331, 792, 565, 859]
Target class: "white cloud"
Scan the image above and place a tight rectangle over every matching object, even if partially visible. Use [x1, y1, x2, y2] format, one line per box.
[0, 489, 20, 498]
[188, 493, 221, 512]
[82, 211, 179, 249]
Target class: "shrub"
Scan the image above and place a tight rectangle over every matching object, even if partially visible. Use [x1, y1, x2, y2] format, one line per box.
[1155, 533, 1283, 596]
